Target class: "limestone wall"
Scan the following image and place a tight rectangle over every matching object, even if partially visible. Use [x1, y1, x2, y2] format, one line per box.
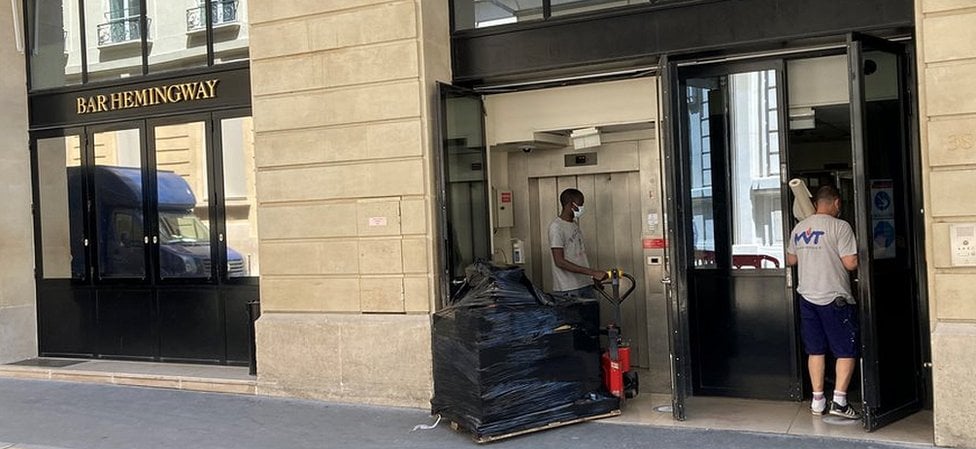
[0, 3, 37, 363]
[915, 1, 976, 446]
[248, 0, 450, 407]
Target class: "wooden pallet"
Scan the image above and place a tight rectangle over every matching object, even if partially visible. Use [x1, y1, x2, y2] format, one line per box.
[450, 410, 622, 444]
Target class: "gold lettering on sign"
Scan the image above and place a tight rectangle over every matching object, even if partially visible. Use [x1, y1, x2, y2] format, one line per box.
[74, 79, 221, 115]
[110, 92, 124, 110]
[134, 89, 148, 107]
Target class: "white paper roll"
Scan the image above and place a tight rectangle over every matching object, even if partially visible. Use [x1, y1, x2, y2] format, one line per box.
[789, 178, 815, 221]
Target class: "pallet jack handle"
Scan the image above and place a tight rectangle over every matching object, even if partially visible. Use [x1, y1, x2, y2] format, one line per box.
[594, 269, 636, 335]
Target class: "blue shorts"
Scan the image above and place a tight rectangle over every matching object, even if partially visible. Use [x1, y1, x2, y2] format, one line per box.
[800, 297, 859, 358]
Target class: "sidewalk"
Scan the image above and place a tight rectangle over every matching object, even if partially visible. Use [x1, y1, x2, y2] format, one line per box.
[0, 378, 933, 449]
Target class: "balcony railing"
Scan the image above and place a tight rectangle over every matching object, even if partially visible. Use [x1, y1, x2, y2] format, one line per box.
[187, 0, 240, 32]
[97, 16, 144, 46]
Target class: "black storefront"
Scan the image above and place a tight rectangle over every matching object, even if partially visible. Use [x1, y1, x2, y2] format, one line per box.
[25, 0, 256, 365]
[443, 0, 929, 432]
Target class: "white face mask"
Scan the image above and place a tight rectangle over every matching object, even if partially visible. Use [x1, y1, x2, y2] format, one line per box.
[572, 204, 585, 220]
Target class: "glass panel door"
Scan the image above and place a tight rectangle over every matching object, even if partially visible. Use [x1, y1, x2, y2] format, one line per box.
[677, 62, 799, 400]
[151, 121, 214, 280]
[729, 70, 785, 270]
[437, 83, 490, 302]
[219, 115, 259, 279]
[36, 133, 87, 280]
[848, 34, 925, 431]
[91, 125, 147, 280]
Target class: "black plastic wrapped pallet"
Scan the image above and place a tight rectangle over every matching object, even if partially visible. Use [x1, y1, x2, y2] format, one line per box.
[431, 262, 619, 440]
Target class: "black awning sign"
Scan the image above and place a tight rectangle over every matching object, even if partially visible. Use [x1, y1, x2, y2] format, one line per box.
[76, 79, 220, 115]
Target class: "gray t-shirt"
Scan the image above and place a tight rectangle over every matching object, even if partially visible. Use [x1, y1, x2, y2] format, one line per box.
[549, 217, 592, 292]
[787, 214, 858, 306]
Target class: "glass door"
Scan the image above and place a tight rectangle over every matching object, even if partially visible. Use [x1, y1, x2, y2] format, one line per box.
[148, 119, 216, 281]
[848, 33, 926, 431]
[89, 123, 149, 281]
[671, 60, 801, 402]
[436, 83, 490, 304]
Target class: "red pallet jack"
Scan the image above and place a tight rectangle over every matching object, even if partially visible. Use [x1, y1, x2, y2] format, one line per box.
[595, 268, 639, 400]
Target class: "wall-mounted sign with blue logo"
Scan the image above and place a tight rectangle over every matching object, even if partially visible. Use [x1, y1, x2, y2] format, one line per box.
[870, 179, 895, 259]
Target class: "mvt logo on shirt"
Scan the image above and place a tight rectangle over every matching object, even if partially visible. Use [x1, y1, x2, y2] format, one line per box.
[794, 228, 826, 245]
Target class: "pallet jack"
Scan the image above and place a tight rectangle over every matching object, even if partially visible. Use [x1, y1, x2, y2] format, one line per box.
[594, 268, 639, 400]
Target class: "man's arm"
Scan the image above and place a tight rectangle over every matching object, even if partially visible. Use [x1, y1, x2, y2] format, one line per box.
[838, 221, 859, 271]
[786, 253, 797, 266]
[551, 248, 606, 280]
[841, 254, 858, 271]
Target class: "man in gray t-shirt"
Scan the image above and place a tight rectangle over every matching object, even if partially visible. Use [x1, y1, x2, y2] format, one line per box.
[786, 185, 860, 420]
[549, 188, 606, 298]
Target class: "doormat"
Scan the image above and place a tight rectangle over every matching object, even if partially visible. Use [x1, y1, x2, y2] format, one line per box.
[7, 358, 85, 368]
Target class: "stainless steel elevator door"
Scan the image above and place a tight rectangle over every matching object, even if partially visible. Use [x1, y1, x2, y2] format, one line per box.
[529, 171, 650, 368]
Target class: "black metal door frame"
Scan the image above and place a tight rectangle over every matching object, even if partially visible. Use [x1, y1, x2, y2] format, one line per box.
[847, 32, 928, 431]
[434, 82, 490, 309]
[666, 57, 802, 401]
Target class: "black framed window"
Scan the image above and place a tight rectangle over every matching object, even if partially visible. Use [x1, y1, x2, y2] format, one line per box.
[27, 0, 84, 88]
[25, 0, 250, 91]
[451, 0, 698, 30]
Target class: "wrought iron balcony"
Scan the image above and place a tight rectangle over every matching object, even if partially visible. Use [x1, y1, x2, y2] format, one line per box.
[187, 0, 240, 32]
[97, 16, 144, 47]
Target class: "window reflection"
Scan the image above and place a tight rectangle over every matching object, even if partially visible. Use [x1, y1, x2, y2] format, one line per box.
[221, 116, 258, 277]
[443, 94, 490, 285]
[37, 135, 85, 279]
[28, 0, 84, 88]
[85, 0, 143, 82]
[550, 0, 650, 18]
[28, 0, 249, 90]
[211, 0, 249, 64]
[154, 122, 213, 279]
[454, 0, 683, 30]
[687, 84, 716, 268]
[729, 70, 783, 269]
[93, 128, 146, 279]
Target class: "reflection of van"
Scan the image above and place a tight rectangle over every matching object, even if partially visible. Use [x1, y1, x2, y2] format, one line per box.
[68, 166, 248, 279]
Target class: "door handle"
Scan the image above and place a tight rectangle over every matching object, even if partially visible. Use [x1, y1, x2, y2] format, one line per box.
[218, 233, 224, 242]
[144, 236, 149, 244]
[661, 277, 672, 286]
[152, 236, 158, 244]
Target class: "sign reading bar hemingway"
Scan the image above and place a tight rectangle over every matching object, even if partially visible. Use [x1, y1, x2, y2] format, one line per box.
[76, 79, 220, 115]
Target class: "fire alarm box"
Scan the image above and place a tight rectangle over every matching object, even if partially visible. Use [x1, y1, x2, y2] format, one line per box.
[496, 190, 514, 228]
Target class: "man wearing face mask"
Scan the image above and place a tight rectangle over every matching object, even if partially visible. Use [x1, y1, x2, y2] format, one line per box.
[549, 188, 607, 299]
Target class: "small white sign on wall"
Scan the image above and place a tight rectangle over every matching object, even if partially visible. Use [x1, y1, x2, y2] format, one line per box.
[950, 223, 976, 267]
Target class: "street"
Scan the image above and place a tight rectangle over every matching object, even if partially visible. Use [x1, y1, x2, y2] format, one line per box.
[0, 378, 931, 449]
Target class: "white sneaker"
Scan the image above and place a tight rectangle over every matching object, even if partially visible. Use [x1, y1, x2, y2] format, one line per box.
[811, 398, 827, 415]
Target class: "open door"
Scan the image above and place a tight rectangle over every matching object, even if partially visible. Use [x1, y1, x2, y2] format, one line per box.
[848, 33, 927, 431]
[659, 55, 689, 421]
[435, 83, 491, 307]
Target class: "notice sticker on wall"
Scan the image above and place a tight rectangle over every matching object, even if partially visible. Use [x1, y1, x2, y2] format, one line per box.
[368, 217, 388, 227]
[950, 223, 976, 267]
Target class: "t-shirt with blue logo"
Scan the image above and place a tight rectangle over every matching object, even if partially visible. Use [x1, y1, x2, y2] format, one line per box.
[786, 214, 858, 306]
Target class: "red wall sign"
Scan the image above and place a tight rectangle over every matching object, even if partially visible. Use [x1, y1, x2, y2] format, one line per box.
[642, 238, 667, 249]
